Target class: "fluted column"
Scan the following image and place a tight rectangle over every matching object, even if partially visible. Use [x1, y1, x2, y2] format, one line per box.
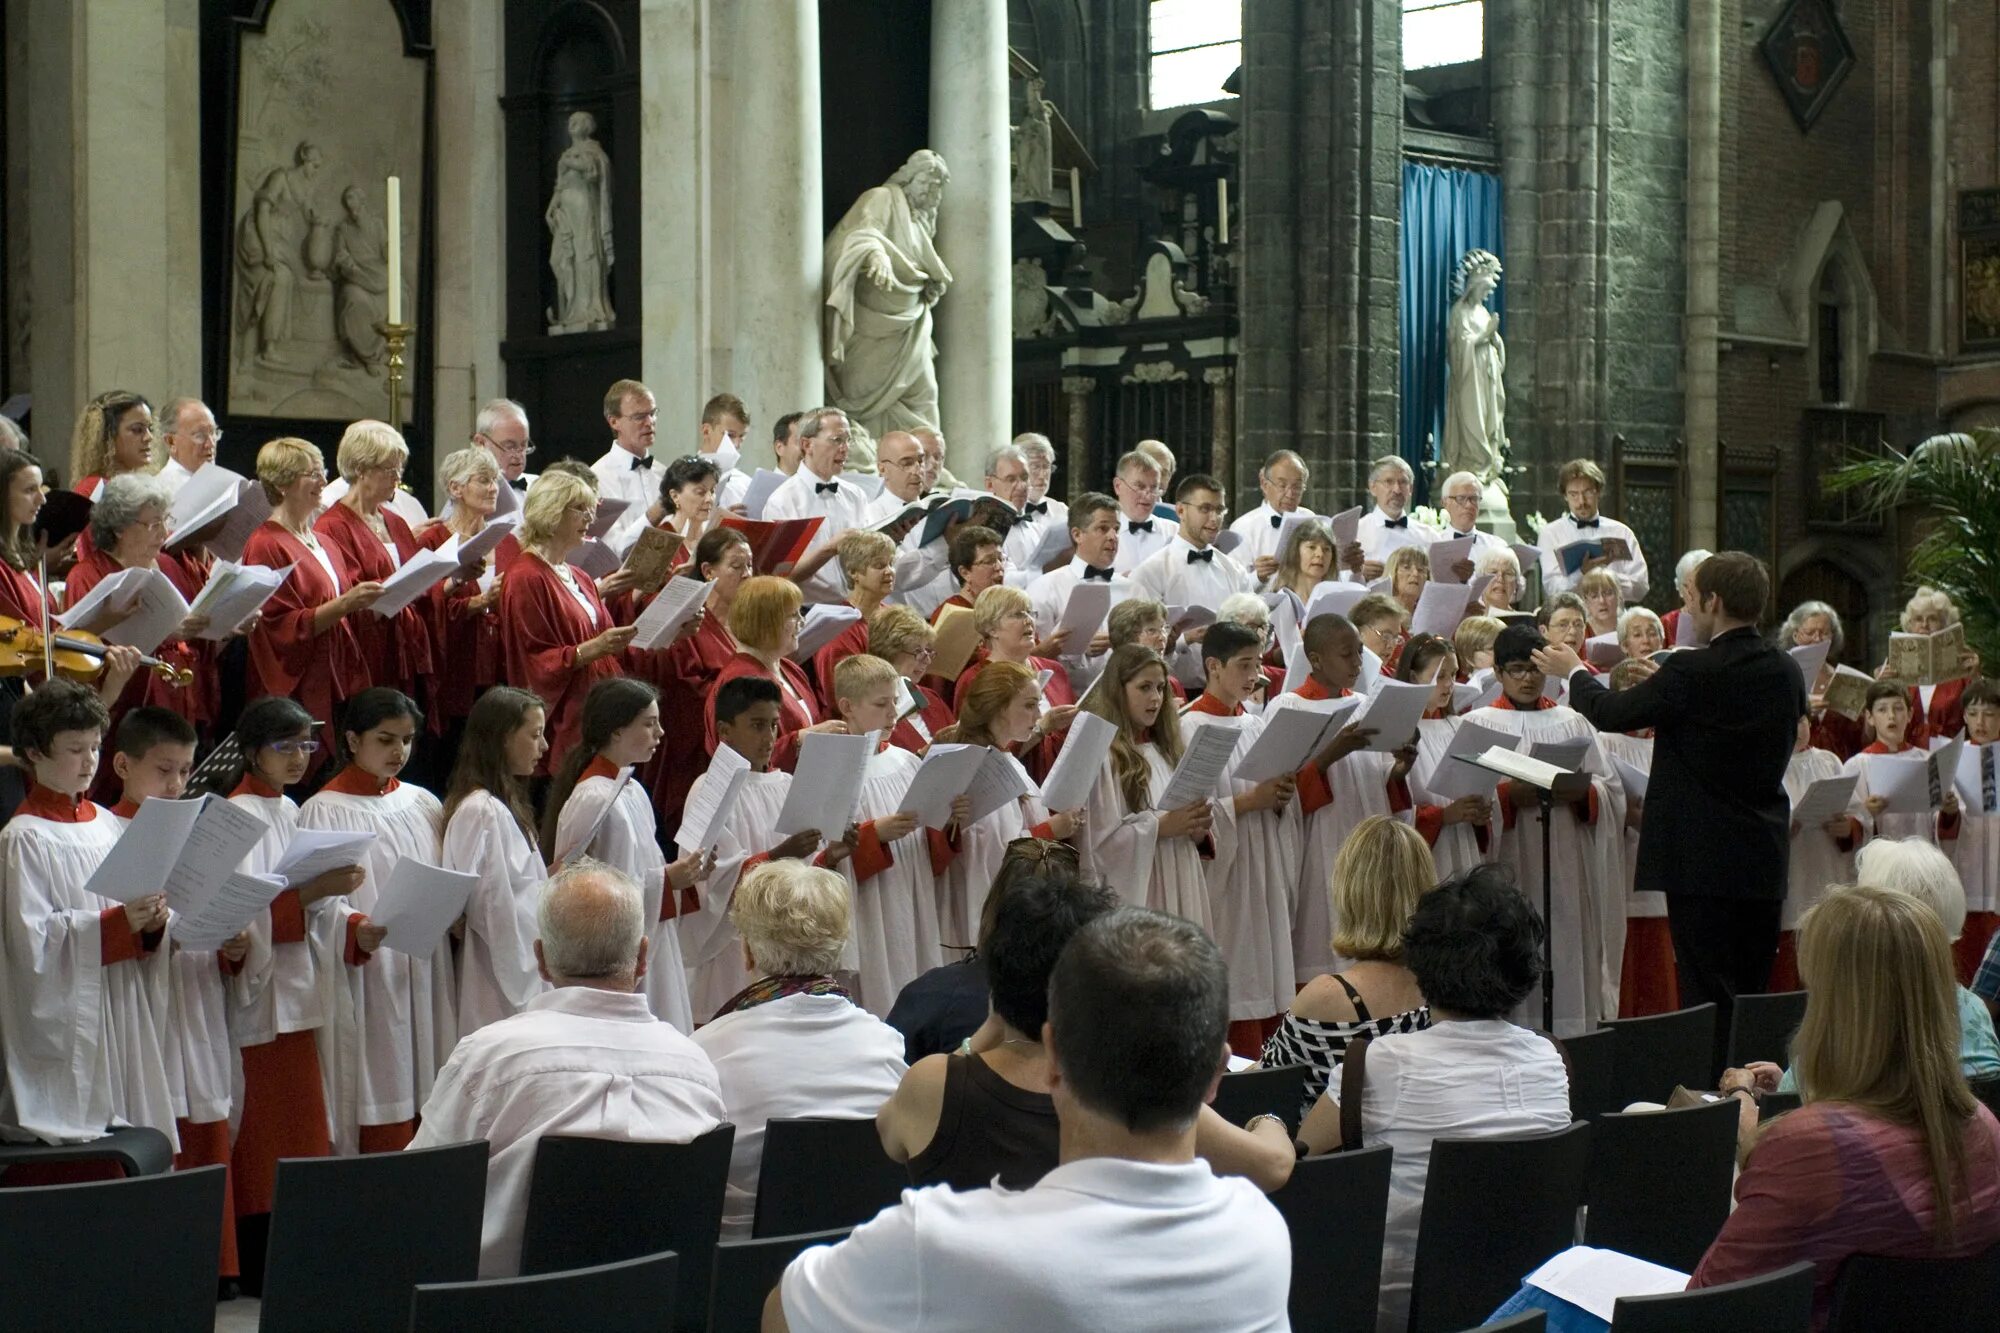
[929, 0, 1011, 471]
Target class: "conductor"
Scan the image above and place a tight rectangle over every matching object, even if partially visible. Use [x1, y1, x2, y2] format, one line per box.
[1530, 551, 1806, 1050]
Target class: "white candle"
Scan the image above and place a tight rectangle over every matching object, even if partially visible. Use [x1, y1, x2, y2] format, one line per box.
[386, 175, 402, 325]
[1071, 168, 1082, 227]
[1217, 177, 1229, 246]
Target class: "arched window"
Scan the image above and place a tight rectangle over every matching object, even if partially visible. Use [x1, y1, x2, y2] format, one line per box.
[1147, 0, 1240, 110]
[1813, 257, 1856, 406]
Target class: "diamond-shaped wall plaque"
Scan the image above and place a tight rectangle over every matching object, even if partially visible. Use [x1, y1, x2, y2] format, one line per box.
[1761, 0, 1857, 132]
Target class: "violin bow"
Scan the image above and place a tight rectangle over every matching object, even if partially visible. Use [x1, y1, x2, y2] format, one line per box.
[33, 534, 52, 682]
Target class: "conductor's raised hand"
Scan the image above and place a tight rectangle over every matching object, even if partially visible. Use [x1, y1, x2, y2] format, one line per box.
[1531, 641, 1585, 681]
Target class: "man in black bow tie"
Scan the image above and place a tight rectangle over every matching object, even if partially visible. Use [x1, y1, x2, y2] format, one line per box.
[1352, 454, 1440, 582]
[763, 406, 872, 600]
[1537, 457, 1649, 603]
[1109, 449, 1178, 575]
[1225, 449, 1315, 581]
[1129, 473, 1253, 688]
[1026, 492, 1128, 691]
[473, 397, 539, 492]
[589, 378, 663, 547]
[1003, 432, 1070, 575]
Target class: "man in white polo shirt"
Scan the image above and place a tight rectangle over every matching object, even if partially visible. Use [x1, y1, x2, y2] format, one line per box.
[1227, 448, 1314, 581]
[767, 906, 1292, 1332]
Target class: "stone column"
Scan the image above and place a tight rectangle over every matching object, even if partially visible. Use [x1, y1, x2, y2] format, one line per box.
[929, 0, 1011, 472]
[1684, 0, 1720, 548]
[1062, 374, 1094, 492]
[639, 0, 709, 455]
[728, 0, 822, 468]
[1204, 365, 1235, 495]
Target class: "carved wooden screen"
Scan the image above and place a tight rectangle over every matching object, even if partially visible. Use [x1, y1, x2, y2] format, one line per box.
[1613, 434, 1685, 613]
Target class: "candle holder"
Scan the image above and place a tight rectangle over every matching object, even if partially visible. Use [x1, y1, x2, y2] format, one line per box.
[375, 320, 412, 425]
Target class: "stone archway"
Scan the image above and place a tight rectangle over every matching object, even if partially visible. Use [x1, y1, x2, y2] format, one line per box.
[1776, 536, 1893, 670]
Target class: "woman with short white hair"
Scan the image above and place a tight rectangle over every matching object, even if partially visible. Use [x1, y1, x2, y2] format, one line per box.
[692, 861, 908, 1237]
[315, 420, 434, 717]
[1475, 545, 1523, 614]
[1884, 586, 1984, 745]
[422, 445, 507, 739]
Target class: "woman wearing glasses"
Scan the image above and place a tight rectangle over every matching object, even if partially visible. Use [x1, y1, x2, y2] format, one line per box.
[315, 421, 435, 728]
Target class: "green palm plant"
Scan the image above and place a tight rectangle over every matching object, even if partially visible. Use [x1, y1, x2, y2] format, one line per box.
[1825, 430, 2000, 665]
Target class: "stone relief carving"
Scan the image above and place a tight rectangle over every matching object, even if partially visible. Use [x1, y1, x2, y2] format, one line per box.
[1012, 259, 1056, 340]
[1122, 361, 1188, 385]
[546, 110, 616, 334]
[1011, 77, 1053, 205]
[823, 149, 954, 438]
[1443, 248, 1508, 485]
[1118, 248, 1210, 322]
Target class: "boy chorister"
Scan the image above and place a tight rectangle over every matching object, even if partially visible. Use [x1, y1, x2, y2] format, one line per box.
[1844, 682, 1962, 847]
[1778, 713, 1860, 990]
[1952, 681, 2000, 964]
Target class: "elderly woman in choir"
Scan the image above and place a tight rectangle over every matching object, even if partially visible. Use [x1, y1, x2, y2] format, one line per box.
[500, 470, 634, 770]
[692, 860, 909, 1238]
[1475, 546, 1524, 615]
[956, 585, 1076, 711]
[869, 605, 953, 754]
[315, 420, 435, 711]
[1618, 605, 1665, 664]
[1783, 599, 1863, 759]
[1883, 586, 1984, 744]
[703, 574, 837, 773]
[421, 445, 506, 741]
[242, 438, 384, 730]
[1265, 519, 1338, 605]
[810, 529, 898, 711]
[67, 388, 155, 501]
[1383, 545, 1430, 617]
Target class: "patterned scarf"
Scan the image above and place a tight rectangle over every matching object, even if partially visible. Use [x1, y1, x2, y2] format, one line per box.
[713, 973, 852, 1023]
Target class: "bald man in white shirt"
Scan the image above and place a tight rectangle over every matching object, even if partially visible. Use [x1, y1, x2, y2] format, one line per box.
[156, 397, 218, 496]
[412, 861, 725, 1278]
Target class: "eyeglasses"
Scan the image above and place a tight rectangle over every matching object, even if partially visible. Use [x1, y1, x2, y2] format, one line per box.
[1184, 502, 1228, 519]
[481, 434, 536, 456]
[1118, 478, 1162, 497]
[173, 428, 223, 446]
[1442, 493, 1480, 506]
[622, 410, 659, 424]
[1499, 662, 1542, 680]
[266, 740, 322, 755]
[1264, 477, 1305, 496]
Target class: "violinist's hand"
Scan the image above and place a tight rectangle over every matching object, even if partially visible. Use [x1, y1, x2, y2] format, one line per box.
[98, 645, 143, 701]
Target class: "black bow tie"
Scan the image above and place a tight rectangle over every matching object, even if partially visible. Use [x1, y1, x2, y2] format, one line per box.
[1186, 548, 1214, 565]
[510, 476, 529, 491]
[1270, 514, 1283, 529]
[1383, 516, 1408, 530]
[1082, 566, 1113, 582]
[1128, 520, 1154, 535]
[1024, 500, 1049, 517]
[1575, 517, 1600, 529]
[630, 454, 654, 471]
[815, 481, 841, 496]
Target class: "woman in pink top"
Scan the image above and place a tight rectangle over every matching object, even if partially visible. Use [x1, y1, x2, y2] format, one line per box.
[1693, 884, 2000, 1328]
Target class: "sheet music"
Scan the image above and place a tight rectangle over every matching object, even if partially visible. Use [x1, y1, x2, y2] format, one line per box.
[205, 479, 275, 562]
[1788, 639, 1830, 689]
[1351, 678, 1431, 753]
[677, 745, 752, 855]
[1328, 506, 1361, 548]
[1611, 755, 1650, 803]
[455, 515, 521, 568]
[743, 469, 786, 520]
[552, 769, 634, 865]
[1409, 581, 1471, 639]
[1427, 536, 1476, 583]
[570, 539, 620, 579]
[775, 730, 875, 837]
[1424, 720, 1520, 800]
[1167, 604, 1216, 634]
[1155, 722, 1241, 810]
[1528, 736, 1592, 773]
[1039, 711, 1118, 811]
[166, 464, 247, 543]
[1452, 671, 1501, 714]
[368, 537, 462, 617]
[1026, 522, 1074, 572]
[1234, 697, 1358, 784]
[271, 828, 376, 888]
[710, 436, 741, 476]
[188, 561, 292, 639]
[1585, 633, 1626, 668]
[963, 747, 1036, 825]
[792, 603, 862, 660]
[1303, 581, 1367, 623]
[1056, 580, 1115, 642]
[83, 797, 206, 903]
[368, 857, 479, 956]
[584, 497, 633, 540]
[172, 872, 288, 952]
[59, 566, 190, 656]
[1790, 773, 1859, 826]
[630, 576, 715, 651]
[160, 796, 268, 915]
[1958, 742, 2000, 814]
[895, 743, 988, 829]
[1212, 530, 1243, 555]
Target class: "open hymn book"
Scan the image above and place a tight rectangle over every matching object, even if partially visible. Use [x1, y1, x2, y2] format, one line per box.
[1453, 746, 1591, 799]
[1884, 622, 1970, 687]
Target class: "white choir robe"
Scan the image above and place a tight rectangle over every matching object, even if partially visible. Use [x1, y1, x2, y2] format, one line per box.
[556, 769, 694, 1033]
[1130, 538, 1257, 688]
[230, 788, 326, 1050]
[446, 791, 550, 1036]
[411, 986, 725, 1277]
[841, 746, 946, 1016]
[300, 782, 458, 1153]
[1110, 513, 1178, 574]
[1227, 503, 1317, 568]
[0, 807, 178, 1146]
[678, 768, 793, 1020]
[1461, 704, 1628, 1034]
[1026, 560, 1133, 694]
[1536, 512, 1650, 603]
[1267, 693, 1405, 979]
[1956, 770, 2000, 921]
[1595, 731, 1661, 979]
[1079, 742, 1212, 932]
[940, 752, 1052, 947]
[1182, 704, 1302, 1020]
[1355, 508, 1442, 566]
[1841, 747, 1950, 847]
[1784, 747, 1856, 931]
[1408, 716, 1499, 881]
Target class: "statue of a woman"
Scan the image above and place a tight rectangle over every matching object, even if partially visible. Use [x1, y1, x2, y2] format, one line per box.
[1443, 248, 1507, 483]
[545, 110, 616, 334]
[1011, 78, 1053, 205]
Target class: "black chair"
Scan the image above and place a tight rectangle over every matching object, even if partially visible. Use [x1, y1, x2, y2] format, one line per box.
[708, 1228, 852, 1333]
[1725, 990, 1808, 1069]
[1610, 1260, 1813, 1331]
[1406, 1121, 1593, 1333]
[1270, 1144, 1392, 1333]
[0, 1125, 174, 1179]
[1584, 1098, 1740, 1271]
[409, 1251, 678, 1332]
[1602, 1003, 1718, 1106]
[519, 1126, 735, 1333]
[753, 1118, 905, 1238]
[1825, 1239, 2000, 1332]
[261, 1140, 489, 1333]
[0, 1163, 223, 1332]
[1561, 1028, 1619, 1120]
[1210, 1064, 1311, 1131]
[1759, 1090, 1802, 1122]
[1448, 1313, 1545, 1332]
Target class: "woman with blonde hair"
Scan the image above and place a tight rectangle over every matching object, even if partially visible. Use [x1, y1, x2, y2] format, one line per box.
[869, 604, 954, 753]
[242, 437, 385, 731]
[701, 573, 842, 774]
[810, 527, 897, 712]
[1695, 884, 2000, 1323]
[1576, 567, 1622, 638]
[316, 420, 434, 719]
[419, 446, 506, 743]
[1383, 544, 1429, 616]
[67, 389, 154, 501]
[952, 587, 1077, 767]
[1883, 586, 1983, 745]
[1453, 613, 1503, 678]
[1260, 816, 1436, 1120]
[499, 470, 634, 769]
[1076, 644, 1212, 929]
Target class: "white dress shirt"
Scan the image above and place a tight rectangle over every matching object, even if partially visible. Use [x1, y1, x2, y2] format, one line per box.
[691, 992, 907, 1237]
[157, 457, 198, 497]
[780, 1156, 1293, 1332]
[1027, 558, 1133, 692]
[1110, 511, 1179, 575]
[1004, 496, 1070, 574]
[1355, 507, 1441, 563]
[764, 465, 874, 601]
[410, 986, 725, 1277]
[1537, 512, 1649, 603]
[1226, 502, 1316, 567]
[1130, 538, 1254, 688]
[590, 443, 661, 550]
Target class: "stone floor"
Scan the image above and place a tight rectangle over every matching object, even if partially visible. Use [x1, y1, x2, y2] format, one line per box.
[214, 1296, 260, 1333]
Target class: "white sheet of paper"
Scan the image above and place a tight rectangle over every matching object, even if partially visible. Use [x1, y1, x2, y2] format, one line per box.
[1155, 722, 1242, 810]
[584, 497, 632, 540]
[369, 537, 462, 617]
[188, 561, 292, 640]
[1788, 639, 1831, 689]
[1452, 673, 1502, 714]
[776, 730, 876, 837]
[1585, 633, 1626, 669]
[59, 566, 191, 656]
[570, 539, 620, 579]
[272, 828, 377, 889]
[1351, 677, 1430, 752]
[1931, 739, 1965, 809]
[1958, 742, 2000, 814]
[1328, 506, 1362, 548]
[204, 479, 275, 562]
[1791, 773, 1859, 826]
[1866, 753, 1934, 814]
[710, 436, 741, 475]
[1303, 581, 1367, 624]
[678, 745, 752, 855]
[1027, 521, 1074, 572]
[629, 576, 714, 651]
[1056, 580, 1115, 643]
[455, 514, 521, 568]
[791, 603, 862, 660]
[1212, 530, 1244, 555]
[1409, 581, 1471, 639]
[1612, 755, 1650, 802]
[1039, 711, 1119, 812]
[172, 871, 287, 952]
[1425, 720, 1520, 799]
[84, 796, 206, 903]
[1357, 644, 1385, 699]
[1529, 736, 1592, 772]
[1167, 603, 1216, 634]
[743, 469, 786, 520]
[963, 747, 1036, 825]
[369, 857, 479, 956]
[1427, 536, 1476, 583]
[1525, 1245, 1690, 1323]
[896, 743, 988, 829]
[1236, 696, 1360, 784]
[159, 796, 268, 916]
[553, 769, 634, 865]
[167, 463, 248, 542]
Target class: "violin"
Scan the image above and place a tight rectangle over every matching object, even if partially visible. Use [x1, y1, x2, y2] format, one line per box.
[0, 615, 193, 688]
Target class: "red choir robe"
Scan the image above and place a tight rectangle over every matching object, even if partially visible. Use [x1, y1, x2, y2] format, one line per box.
[954, 654, 1076, 780]
[633, 610, 737, 845]
[888, 681, 955, 756]
[315, 501, 434, 709]
[1809, 706, 1866, 761]
[0, 558, 46, 625]
[241, 522, 368, 728]
[812, 611, 873, 715]
[1910, 677, 1971, 748]
[418, 524, 500, 728]
[703, 651, 818, 773]
[499, 552, 622, 774]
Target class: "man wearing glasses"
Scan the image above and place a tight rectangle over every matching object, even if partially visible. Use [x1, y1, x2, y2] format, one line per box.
[765, 406, 872, 601]
[1226, 449, 1314, 581]
[156, 398, 220, 497]
[1004, 433, 1068, 576]
[1431, 469, 1509, 582]
[473, 397, 538, 491]
[1108, 450, 1178, 575]
[590, 378, 663, 550]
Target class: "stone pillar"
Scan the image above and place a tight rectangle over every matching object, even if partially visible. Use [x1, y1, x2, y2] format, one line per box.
[929, 0, 1011, 471]
[1684, 0, 1720, 549]
[1062, 374, 1094, 493]
[728, 0, 822, 468]
[1204, 365, 1235, 495]
[639, 0, 709, 456]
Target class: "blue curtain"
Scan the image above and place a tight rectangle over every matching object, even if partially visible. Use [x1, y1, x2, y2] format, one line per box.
[1400, 161, 1503, 504]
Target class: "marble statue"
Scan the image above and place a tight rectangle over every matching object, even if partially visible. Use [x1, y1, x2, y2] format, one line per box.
[1444, 248, 1508, 484]
[234, 140, 324, 371]
[330, 184, 388, 373]
[546, 110, 616, 334]
[823, 148, 954, 438]
[1011, 77, 1053, 204]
